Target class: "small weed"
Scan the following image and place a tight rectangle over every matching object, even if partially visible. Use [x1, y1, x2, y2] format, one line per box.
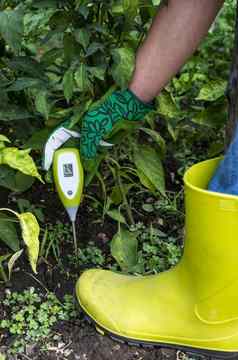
[67, 241, 105, 268]
[130, 222, 183, 274]
[40, 221, 72, 261]
[0, 287, 77, 354]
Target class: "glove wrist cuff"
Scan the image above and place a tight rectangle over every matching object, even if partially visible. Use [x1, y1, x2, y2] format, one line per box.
[113, 88, 154, 122]
[126, 88, 155, 110]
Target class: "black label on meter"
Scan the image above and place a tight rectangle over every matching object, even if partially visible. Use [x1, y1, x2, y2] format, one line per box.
[63, 163, 74, 177]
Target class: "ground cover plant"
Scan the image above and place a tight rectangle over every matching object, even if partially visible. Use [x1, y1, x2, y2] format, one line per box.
[0, 0, 236, 359]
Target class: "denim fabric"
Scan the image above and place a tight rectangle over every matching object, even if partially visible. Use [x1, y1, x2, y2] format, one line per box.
[208, 124, 238, 195]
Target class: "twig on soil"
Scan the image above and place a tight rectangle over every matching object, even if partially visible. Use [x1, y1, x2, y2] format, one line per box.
[23, 271, 49, 293]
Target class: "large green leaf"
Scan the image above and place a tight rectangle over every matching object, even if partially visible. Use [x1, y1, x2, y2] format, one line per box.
[0, 148, 43, 183]
[196, 80, 227, 102]
[111, 47, 135, 89]
[0, 214, 19, 251]
[0, 166, 22, 191]
[134, 145, 165, 194]
[0, 8, 24, 53]
[136, 169, 156, 192]
[111, 227, 138, 272]
[0, 166, 35, 192]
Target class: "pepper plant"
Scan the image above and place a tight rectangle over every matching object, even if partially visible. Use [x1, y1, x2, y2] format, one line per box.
[0, 0, 236, 268]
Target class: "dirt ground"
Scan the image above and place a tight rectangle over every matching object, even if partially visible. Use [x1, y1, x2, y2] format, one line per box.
[0, 184, 227, 360]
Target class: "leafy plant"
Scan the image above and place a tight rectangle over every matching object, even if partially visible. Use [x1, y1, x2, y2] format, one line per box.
[67, 241, 105, 268]
[0, 287, 77, 354]
[0, 0, 235, 226]
[0, 208, 40, 281]
[40, 221, 73, 261]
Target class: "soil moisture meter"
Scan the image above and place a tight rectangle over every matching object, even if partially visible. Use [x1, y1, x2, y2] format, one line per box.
[53, 148, 84, 252]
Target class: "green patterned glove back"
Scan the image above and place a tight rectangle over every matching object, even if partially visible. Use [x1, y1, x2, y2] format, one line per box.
[80, 89, 154, 159]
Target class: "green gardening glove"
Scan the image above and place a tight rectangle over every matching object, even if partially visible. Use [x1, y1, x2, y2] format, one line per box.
[43, 89, 154, 170]
[80, 89, 154, 159]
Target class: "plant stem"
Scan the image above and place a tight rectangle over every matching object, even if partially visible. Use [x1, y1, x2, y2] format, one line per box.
[118, 170, 135, 226]
[0, 208, 18, 217]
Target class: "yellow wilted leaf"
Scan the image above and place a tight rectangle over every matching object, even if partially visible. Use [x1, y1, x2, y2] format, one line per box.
[0, 147, 43, 182]
[17, 212, 40, 274]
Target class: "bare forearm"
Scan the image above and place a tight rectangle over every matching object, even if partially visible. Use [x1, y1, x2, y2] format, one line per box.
[129, 0, 224, 102]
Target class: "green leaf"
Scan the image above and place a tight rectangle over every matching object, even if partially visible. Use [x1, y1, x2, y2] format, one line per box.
[63, 33, 76, 64]
[0, 166, 34, 192]
[134, 145, 165, 194]
[136, 169, 156, 192]
[63, 68, 74, 103]
[0, 106, 33, 121]
[111, 2, 124, 15]
[40, 48, 63, 66]
[31, 0, 57, 8]
[111, 47, 135, 89]
[6, 78, 43, 92]
[23, 128, 51, 151]
[7, 56, 46, 79]
[107, 209, 127, 224]
[111, 227, 138, 272]
[196, 80, 227, 102]
[0, 148, 43, 183]
[8, 249, 23, 280]
[74, 28, 90, 50]
[85, 42, 104, 57]
[123, 0, 139, 20]
[74, 64, 91, 92]
[17, 212, 40, 274]
[157, 90, 181, 119]
[88, 66, 106, 81]
[0, 214, 19, 251]
[192, 104, 227, 128]
[49, 10, 70, 31]
[15, 171, 35, 192]
[140, 128, 166, 155]
[0, 8, 24, 53]
[35, 90, 51, 120]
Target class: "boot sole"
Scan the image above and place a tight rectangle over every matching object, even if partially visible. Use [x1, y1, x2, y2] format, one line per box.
[83, 312, 238, 359]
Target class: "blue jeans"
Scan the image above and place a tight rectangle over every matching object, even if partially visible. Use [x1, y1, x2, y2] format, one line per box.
[208, 124, 238, 195]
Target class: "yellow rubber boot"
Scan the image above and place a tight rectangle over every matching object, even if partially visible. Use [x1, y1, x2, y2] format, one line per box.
[76, 158, 238, 358]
